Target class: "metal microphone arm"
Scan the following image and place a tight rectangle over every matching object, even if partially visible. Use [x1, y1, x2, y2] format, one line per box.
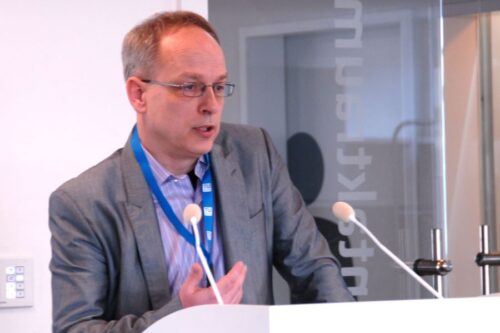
[348, 215, 443, 299]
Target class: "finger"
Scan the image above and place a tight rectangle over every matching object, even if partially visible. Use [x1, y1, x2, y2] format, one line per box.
[184, 263, 204, 291]
[179, 263, 205, 307]
[224, 282, 244, 304]
[225, 266, 246, 303]
[217, 262, 247, 303]
[219, 261, 246, 286]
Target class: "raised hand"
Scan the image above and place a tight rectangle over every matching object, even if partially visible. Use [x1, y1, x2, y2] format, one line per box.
[179, 261, 247, 308]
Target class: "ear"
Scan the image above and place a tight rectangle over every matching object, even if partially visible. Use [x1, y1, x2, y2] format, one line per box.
[126, 77, 147, 113]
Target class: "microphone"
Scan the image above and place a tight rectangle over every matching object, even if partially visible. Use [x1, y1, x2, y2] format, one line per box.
[182, 203, 224, 305]
[332, 201, 443, 299]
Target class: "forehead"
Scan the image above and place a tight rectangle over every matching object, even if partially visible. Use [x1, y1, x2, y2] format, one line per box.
[157, 26, 226, 79]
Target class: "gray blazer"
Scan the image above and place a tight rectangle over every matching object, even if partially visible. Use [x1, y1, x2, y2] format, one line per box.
[49, 123, 353, 333]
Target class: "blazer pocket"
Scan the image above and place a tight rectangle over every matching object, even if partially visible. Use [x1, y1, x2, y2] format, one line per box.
[249, 203, 264, 220]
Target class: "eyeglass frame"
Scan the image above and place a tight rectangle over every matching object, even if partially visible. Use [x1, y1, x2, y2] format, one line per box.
[140, 79, 236, 97]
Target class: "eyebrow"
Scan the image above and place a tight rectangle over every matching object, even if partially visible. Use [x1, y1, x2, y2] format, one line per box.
[178, 73, 228, 82]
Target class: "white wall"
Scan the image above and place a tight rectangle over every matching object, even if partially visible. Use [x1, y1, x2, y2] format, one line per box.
[0, 1, 207, 331]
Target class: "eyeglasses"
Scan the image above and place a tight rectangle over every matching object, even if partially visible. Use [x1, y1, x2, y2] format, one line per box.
[141, 79, 236, 97]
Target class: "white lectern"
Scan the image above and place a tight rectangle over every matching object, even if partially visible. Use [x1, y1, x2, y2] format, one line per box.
[145, 296, 499, 333]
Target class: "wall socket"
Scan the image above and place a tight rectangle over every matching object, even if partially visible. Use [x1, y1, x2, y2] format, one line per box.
[0, 258, 34, 308]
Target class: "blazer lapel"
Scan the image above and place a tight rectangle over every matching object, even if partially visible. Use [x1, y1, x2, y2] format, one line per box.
[210, 142, 254, 272]
[121, 138, 171, 309]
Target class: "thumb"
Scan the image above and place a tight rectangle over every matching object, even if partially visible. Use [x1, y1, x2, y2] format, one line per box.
[184, 263, 204, 290]
[179, 263, 205, 308]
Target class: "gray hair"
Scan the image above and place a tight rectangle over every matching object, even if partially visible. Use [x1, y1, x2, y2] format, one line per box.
[121, 11, 220, 80]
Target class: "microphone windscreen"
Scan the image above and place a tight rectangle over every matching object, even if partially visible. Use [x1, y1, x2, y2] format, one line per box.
[332, 201, 354, 223]
[183, 203, 202, 225]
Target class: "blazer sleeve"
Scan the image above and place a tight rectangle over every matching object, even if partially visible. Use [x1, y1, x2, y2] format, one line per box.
[49, 189, 181, 333]
[259, 128, 355, 303]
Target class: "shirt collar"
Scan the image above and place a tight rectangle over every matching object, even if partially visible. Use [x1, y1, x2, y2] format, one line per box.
[142, 146, 208, 185]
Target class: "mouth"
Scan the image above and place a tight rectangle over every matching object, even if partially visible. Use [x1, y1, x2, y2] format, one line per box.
[193, 124, 217, 137]
[195, 125, 214, 132]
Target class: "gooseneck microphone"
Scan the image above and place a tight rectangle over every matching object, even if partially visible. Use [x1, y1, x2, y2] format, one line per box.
[182, 203, 224, 305]
[332, 201, 443, 299]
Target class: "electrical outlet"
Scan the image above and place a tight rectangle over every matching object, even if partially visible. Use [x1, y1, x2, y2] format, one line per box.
[0, 258, 34, 308]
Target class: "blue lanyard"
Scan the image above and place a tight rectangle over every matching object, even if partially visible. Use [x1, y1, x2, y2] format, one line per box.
[130, 126, 214, 266]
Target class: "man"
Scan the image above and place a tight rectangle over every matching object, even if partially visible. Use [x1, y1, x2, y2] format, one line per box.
[49, 11, 353, 333]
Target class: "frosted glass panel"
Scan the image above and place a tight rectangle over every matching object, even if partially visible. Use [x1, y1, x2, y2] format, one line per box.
[210, 0, 445, 301]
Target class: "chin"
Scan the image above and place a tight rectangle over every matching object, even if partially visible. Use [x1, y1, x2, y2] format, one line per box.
[192, 142, 215, 157]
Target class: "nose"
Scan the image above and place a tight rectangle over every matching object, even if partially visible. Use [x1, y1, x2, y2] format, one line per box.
[199, 85, 223, 115]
